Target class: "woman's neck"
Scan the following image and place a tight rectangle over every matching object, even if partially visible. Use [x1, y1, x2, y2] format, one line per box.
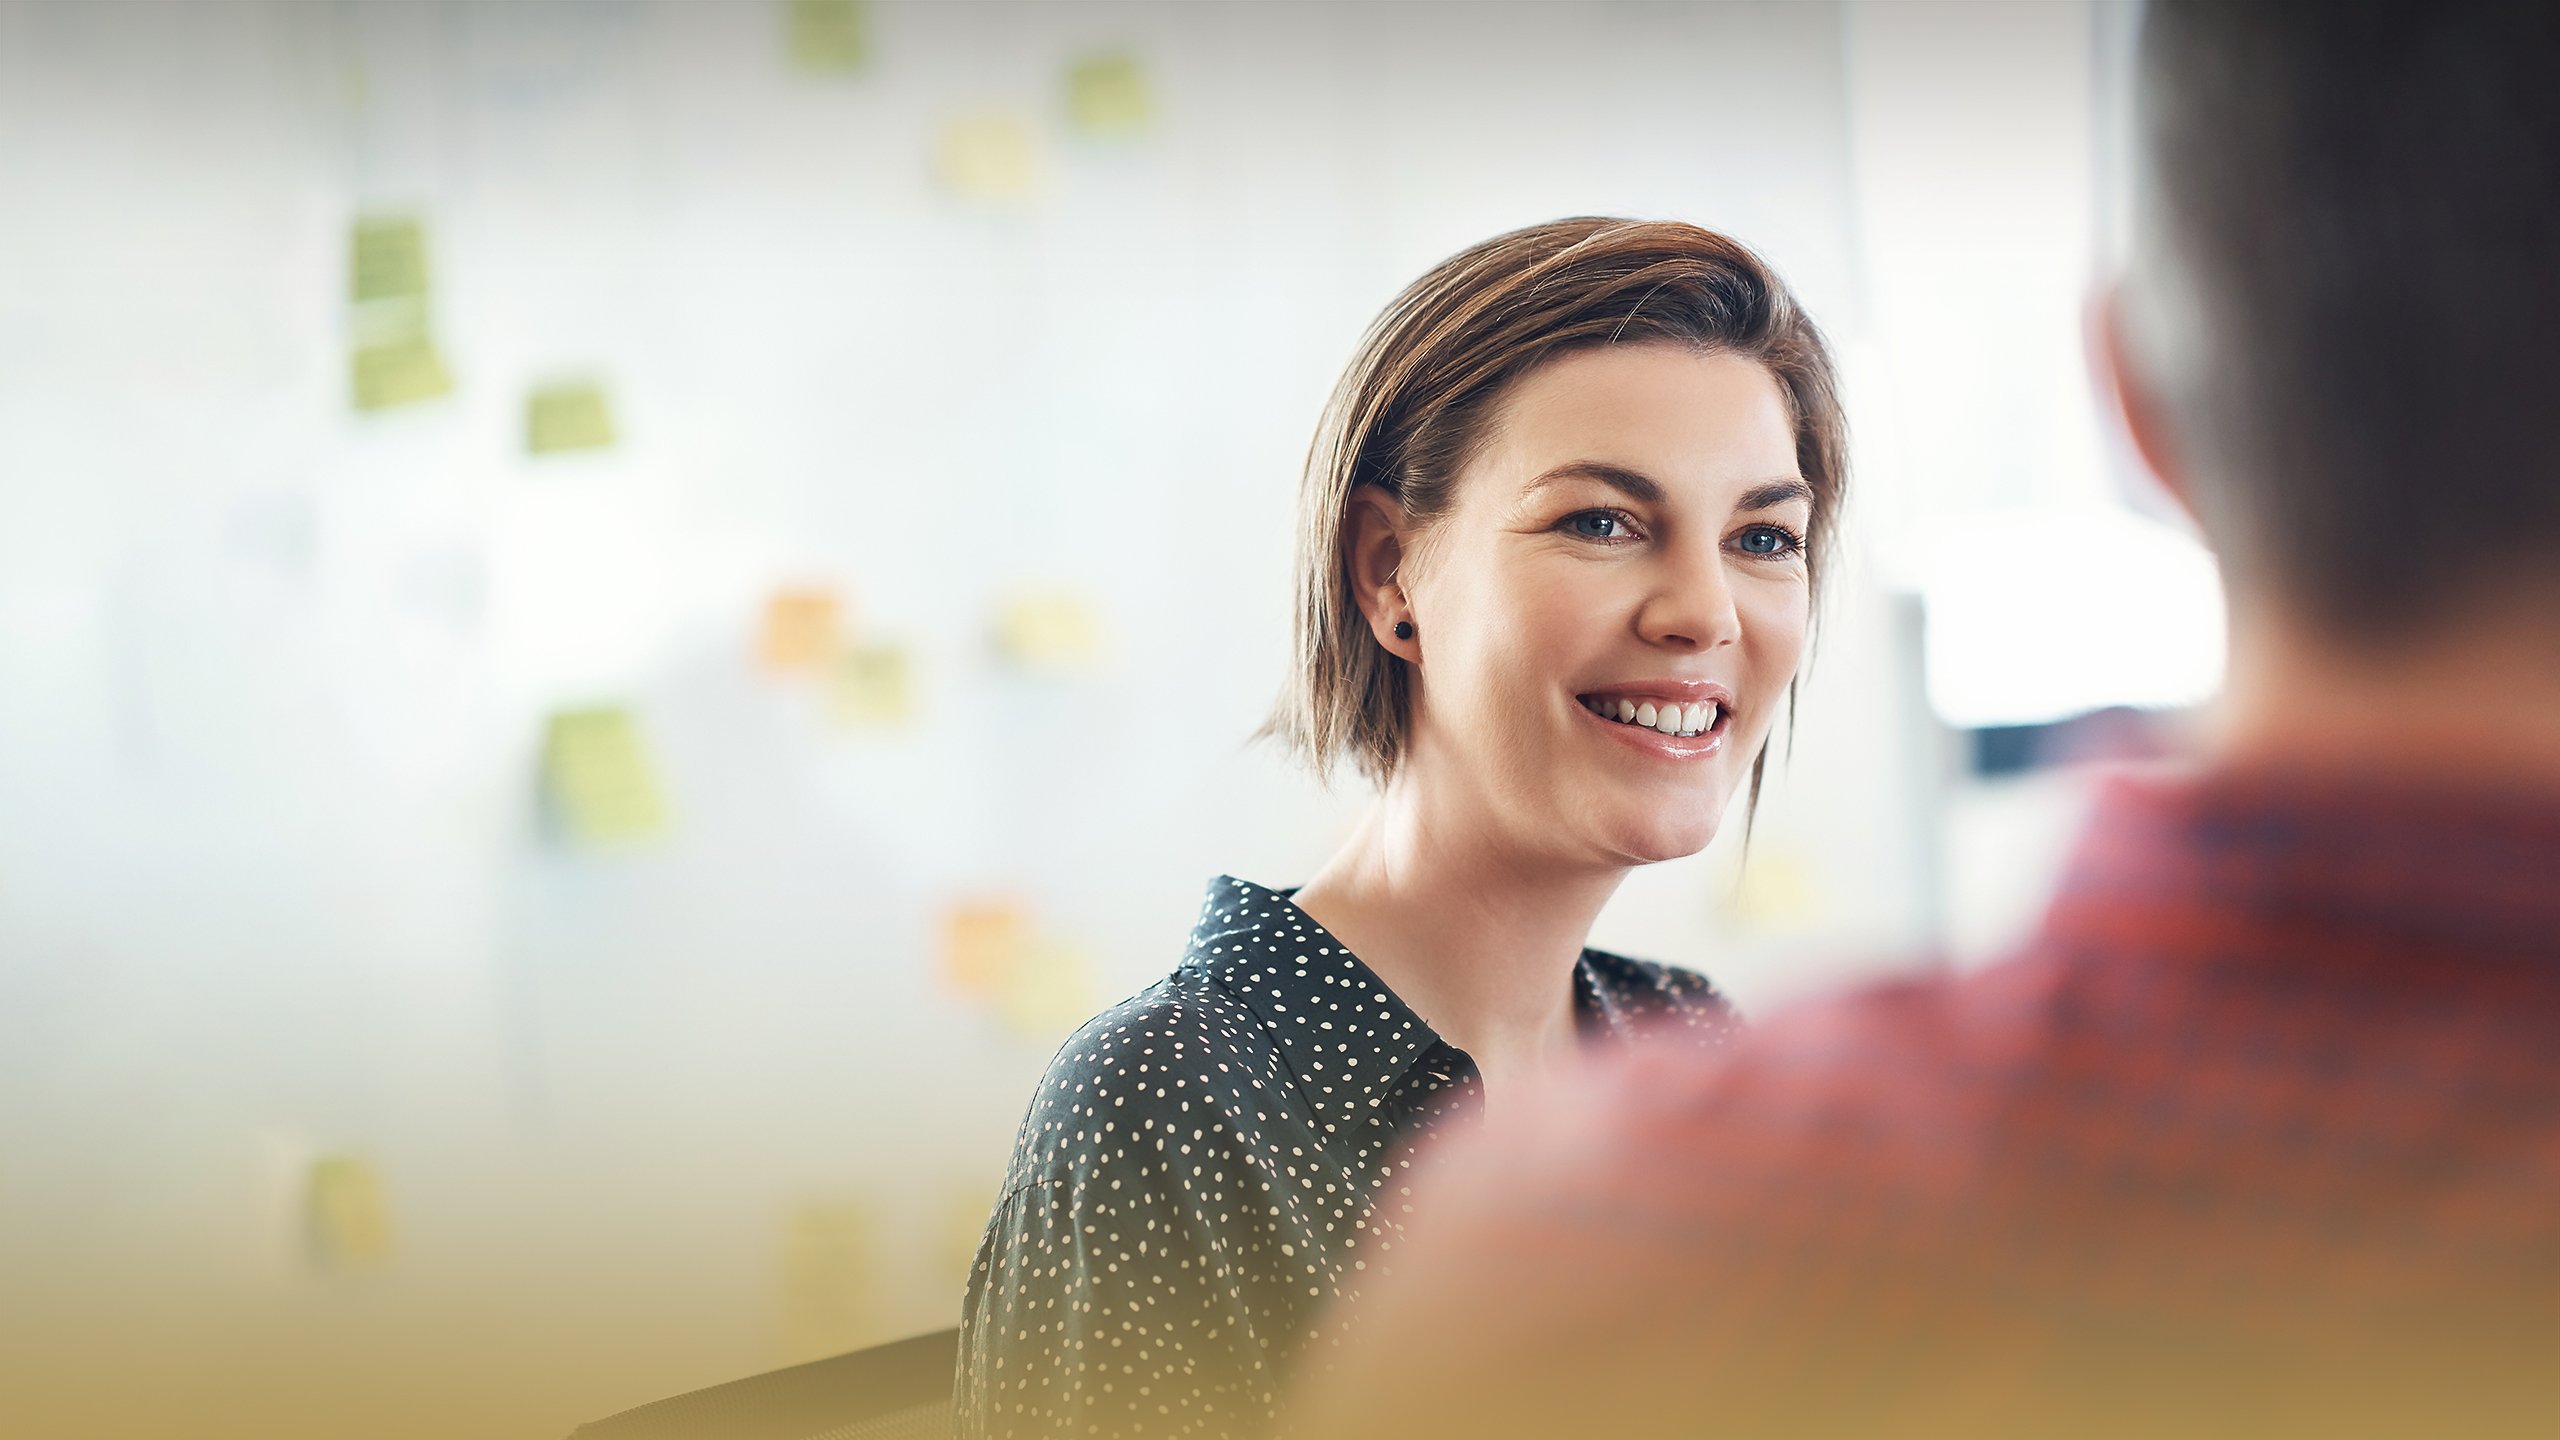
[1288, 773, 1627, 1108]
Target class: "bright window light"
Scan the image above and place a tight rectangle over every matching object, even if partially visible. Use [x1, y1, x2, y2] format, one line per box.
[1916, 503, 2226, 729]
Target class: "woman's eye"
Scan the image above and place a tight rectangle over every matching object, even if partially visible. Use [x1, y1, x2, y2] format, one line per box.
[1734, 524, 1804, 557]
[1566, 510, 1629, 540]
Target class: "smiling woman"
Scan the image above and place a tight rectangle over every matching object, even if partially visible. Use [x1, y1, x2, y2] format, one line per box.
[954, 219, 1846, 1440]
[1343, 343, 1822, 865]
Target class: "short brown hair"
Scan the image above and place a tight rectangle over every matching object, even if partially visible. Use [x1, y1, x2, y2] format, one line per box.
[1264, 217, 1847, 787]
[2129, 0, 2560, 634]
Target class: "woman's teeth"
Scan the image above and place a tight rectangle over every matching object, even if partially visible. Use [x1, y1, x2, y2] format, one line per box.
[1583, 696, 1721, 738]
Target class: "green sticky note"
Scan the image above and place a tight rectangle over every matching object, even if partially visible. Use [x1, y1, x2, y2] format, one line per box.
[306, 1155, 394, 1270]
[350, 333, 453, 411]
[829, 641, 912, 727]
[996, 936, 1098, 1043]
[526, 381, 616, 454]
[936, 113, 1040, 203]
[1067, 53, 1152, 138]
[350, 215, 430, 303]
[788, 0, 868, 73]
[541, 706, 666, 845]
[994, 588, 1104, 672]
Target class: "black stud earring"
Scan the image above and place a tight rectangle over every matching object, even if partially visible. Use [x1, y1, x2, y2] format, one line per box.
[1393, 620, 1414, 640]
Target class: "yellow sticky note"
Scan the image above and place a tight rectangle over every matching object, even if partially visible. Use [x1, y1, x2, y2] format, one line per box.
[350, 215, 430, 303]
[526, 381, 616, 454]
[1067, 53, 1152, 138]
[995, 589, 1105, 672]
[780, 1199, 874, 1362]
[541, 706, 666, 845]
[940, 899, 1027, 1002]
[828, 641, 911, 726]
[1731, 846, 1821, 932]
[787, 0, 868, 74]
[997, 936, 1098, 1042]
[760, 588, 842, 673]
[351, 331, 453, 411]
[306, 1155, 393, 1270]
[936, 114, 1040, 203]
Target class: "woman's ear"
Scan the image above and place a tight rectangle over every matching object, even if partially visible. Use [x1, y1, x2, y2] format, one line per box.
[1343, 487, 1422, 662]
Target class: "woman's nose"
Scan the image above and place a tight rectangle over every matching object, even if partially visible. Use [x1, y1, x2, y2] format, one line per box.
[1637, 551, 1742, 651]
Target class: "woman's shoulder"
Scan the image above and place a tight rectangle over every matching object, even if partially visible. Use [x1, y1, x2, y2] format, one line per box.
[1579, 946, 1743, 1034]
[999, 970, 1287, 1189]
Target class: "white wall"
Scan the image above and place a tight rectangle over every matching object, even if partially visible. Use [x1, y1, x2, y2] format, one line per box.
[0, 3, 2146, 1435]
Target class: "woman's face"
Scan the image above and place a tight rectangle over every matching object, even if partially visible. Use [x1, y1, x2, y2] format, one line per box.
[1391, 343, 1814, 868]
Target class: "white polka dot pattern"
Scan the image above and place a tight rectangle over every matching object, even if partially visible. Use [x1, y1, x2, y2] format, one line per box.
[953, 876, 1735, 1439]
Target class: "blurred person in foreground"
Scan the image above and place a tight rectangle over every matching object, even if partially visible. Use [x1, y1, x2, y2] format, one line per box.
[1289, 3, 2560, 1437]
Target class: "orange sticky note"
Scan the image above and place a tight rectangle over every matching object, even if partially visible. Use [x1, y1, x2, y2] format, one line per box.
[760, 588, 843, 672]
[940, 900, 1027, 1002]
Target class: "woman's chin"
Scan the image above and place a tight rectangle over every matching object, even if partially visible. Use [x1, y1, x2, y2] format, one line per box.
[1602, 815, 1721, 866]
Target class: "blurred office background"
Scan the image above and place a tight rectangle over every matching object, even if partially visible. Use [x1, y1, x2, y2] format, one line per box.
[0, 1, 2216, 1435]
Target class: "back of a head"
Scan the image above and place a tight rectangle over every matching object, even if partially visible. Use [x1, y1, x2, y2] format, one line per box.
[2127, 0, 2560, 637]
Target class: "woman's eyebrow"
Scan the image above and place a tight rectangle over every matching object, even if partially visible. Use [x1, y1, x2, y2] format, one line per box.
[1736, 477, 1814, 512]
[1526, 464, 1812, 513]
[1522, 461, 1665, 505]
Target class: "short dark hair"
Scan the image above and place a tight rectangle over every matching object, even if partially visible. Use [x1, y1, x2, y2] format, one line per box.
[2129, 0, 2560, 634]
[1264, 218, 1845, 787]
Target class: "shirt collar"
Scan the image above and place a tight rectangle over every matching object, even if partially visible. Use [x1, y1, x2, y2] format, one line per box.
[1182, 876, 1444, 1136]
[2044, 767, 2560, 960]
[1180, 876, 1642, 1136]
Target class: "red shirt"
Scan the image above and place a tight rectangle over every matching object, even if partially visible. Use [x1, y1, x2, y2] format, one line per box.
[1292, 769, 2560, 1439]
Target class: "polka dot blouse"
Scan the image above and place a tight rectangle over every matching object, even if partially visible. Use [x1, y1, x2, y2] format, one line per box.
[954, 875, 1736, 1439]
